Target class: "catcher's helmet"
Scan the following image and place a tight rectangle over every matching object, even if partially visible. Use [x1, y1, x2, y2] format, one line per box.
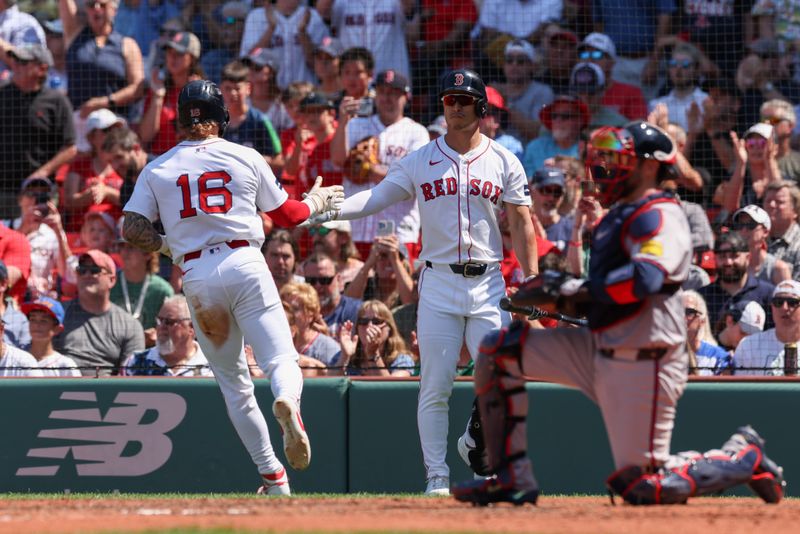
[178, 79, 230, 136]
[585, 121, 676, 206]
[439, 69, 488, 117]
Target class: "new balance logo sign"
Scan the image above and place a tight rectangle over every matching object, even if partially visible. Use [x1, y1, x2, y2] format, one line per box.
[16, 391, 187, 477]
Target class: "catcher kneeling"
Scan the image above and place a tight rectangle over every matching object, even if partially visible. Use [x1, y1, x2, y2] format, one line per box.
[452, 122, 786, 506]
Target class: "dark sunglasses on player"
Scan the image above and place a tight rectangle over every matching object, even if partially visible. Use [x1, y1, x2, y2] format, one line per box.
[772, 297, 800, 309]
[305, 276, 335, 286]
[442, 94, 477, 107]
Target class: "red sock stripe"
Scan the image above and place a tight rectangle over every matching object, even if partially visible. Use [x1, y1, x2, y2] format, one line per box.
[262, 468, 286, 482]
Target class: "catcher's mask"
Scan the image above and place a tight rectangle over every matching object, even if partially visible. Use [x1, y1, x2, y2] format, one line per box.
[585, 121, 676, 206]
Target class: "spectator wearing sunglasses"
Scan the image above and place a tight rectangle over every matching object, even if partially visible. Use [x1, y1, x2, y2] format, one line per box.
[733, 280, 800, 375]
[718, 123, 780, 217]
[302, 251, 361, 338]
[309, 219, 363, 287]
[699, 231, 775, 336]
[682, 290, 731, 376]
[530, 167, 573, 252]
[0, 0, 46, 82]
[55, 249, 145, 376]
[492, 39, 554, 143]
[760, 99, 800, 182]
[121, 295, 213, 376]
[337, 299, 415, 377]
[568, 62, 627, 131]
[522, 95, 588, 177]
[577, 33, 647, 121]
[732, 205, 791, 286]
[648, 45, 709, 133]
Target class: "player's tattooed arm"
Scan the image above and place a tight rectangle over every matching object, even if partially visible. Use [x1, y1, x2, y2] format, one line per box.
[122, 211, 166, 253]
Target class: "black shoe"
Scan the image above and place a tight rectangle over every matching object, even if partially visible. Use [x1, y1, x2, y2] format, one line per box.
[452, 470, 539, 507]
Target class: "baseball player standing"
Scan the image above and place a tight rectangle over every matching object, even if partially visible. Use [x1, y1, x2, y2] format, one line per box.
[122, 80, 343, 494]
[313, 69, 538, 495]
[452, 122, 786, 506]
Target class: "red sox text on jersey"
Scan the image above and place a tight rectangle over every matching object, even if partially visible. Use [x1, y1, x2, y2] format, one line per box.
[419, 177, 504, 205]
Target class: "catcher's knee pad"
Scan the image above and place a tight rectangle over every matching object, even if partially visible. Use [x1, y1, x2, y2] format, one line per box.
[475, 320, 529, 474]
[606, 465, 693, 505]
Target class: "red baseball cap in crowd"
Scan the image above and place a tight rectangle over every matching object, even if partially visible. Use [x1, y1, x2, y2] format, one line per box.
[79, 249, 117, 275]
[539, 95, 590, 131]
[485, 86, 506, 111]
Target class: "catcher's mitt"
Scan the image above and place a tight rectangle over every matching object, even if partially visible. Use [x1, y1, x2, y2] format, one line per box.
[344, 135, 380, 185]
[511, 270, 570, 308]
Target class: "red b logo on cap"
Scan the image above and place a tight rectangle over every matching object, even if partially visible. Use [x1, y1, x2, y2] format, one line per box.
[454, 73, 464, 86]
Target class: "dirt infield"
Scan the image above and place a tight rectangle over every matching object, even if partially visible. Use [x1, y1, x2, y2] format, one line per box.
[0, 495, 797, 534]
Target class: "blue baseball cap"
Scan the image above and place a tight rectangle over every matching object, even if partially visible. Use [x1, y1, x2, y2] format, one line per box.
[531, 166, 566, 189]
[22, 297, 65, 326]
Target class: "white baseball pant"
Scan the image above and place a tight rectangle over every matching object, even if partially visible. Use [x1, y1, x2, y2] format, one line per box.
[416, 264, 510, 479]
[181, 244, 304, 475]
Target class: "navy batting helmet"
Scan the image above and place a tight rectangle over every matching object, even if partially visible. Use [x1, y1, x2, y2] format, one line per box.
[585, 121, 676, 206]
[439, 69, 488, 118]
[178, 80, 230, 136]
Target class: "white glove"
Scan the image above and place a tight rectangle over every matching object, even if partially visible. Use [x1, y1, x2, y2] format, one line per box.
[157, 235, 172, 258]
[301, 175, 344, 216]
[559, 278, 585, 297]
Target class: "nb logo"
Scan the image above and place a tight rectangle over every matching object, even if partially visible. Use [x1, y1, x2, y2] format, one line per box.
[16, 391, 187, 477]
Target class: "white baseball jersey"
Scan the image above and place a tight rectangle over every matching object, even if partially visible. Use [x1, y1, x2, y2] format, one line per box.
[346, 115, 429, 244]
[0, 345, 44, 377]
[239, 6, 330, 90]
[733, 329, 793, 376]
[330, 0, 410, 80]
[38, 352, 82, 377]
[385, 134, 531, 264]
[124, 138, 287, 261]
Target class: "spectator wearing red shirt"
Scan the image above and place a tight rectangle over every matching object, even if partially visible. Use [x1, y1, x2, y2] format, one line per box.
[0, 222, 32, 304]
[138, 32, 205, 156]
[301, 93, 343, 188]
[63, 109, 126, 232]
[278, 81, 316, 199]
[578, 33, 647, 121]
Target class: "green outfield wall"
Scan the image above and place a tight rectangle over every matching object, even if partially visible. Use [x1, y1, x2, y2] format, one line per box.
[1, 378, 796, 496]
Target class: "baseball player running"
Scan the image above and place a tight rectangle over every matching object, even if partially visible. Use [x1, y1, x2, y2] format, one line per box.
[122, 80, 343, 495]
[452, 122, 786, 506]
[311, 69, 538, 495]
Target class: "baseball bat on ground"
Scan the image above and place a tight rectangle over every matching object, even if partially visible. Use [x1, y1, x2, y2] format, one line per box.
[499, 297, 588, 327]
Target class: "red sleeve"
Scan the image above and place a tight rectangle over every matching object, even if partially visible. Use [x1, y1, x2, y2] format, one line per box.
[266, 199, 311, 228]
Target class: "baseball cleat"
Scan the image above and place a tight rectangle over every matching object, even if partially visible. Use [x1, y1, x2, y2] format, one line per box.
[452, 468, 539, 506]
[273, 397, 311, 470]
[425, 476, 451, 496]
[722, 425, 786, 503]
[257, 467, 291, 496]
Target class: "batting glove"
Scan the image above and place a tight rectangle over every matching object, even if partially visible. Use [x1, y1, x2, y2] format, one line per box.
[301, 176, 344, 216]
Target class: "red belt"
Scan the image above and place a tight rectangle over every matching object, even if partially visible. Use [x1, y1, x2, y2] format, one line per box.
[183, 240, 251, 263]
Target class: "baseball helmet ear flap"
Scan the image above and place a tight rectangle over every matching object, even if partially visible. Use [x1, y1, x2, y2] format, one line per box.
[475, 96, 488, 118]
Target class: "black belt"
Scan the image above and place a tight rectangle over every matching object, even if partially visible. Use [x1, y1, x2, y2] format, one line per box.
[599, 348, 668, 361]
[425, 261, 488, 278]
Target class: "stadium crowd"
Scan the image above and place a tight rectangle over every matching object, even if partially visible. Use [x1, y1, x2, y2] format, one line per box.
[1, 0, 800, 377]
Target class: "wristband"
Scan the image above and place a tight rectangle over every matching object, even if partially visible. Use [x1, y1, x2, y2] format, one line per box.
[107, 93, 116, 107]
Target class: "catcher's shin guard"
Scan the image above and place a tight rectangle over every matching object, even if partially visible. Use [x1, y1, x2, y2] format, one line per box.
[453, 320, 539, 505]
[720, 425, 786, 503]
[475, 320, 529, 474]
[607, 439, 782, 505]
